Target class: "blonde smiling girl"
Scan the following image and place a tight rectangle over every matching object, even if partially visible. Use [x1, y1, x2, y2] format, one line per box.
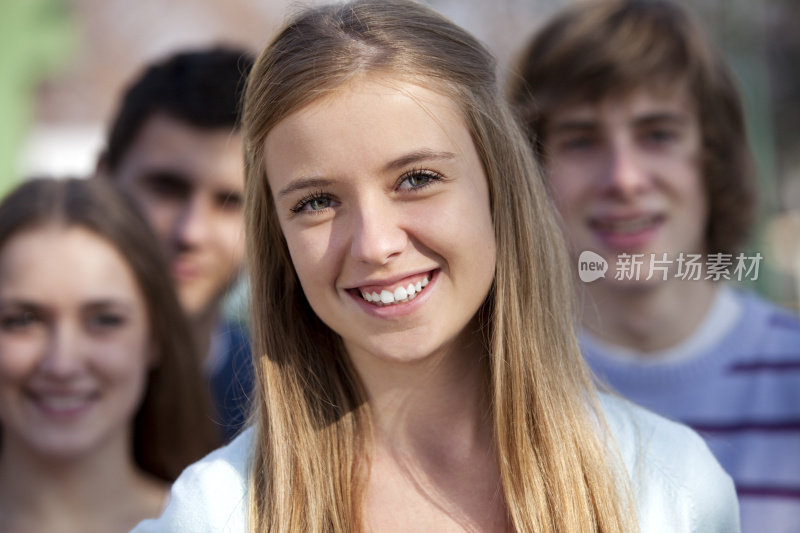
[133, 1, 739, 531]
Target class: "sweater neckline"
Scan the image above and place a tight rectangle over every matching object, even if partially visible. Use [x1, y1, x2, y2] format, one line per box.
[579, 288, 768, 384]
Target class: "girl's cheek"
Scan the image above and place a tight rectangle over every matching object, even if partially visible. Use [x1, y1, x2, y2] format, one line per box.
[0, 341, 42, 381]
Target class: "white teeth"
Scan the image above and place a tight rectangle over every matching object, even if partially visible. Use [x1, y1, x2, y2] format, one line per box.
[359, 275, 431, 306]
[37, 395, 91, 411]
[394, 286, 408, 301]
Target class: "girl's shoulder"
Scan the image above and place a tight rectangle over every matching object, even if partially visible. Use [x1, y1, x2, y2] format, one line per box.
[130, 426, 254, 533]
[600, 393, 740, 533]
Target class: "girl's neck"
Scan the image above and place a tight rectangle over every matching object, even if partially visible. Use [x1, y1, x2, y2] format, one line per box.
[357, 331, 508, 533]
[353, 326, 492, 462]
[0, 431, 166, 533]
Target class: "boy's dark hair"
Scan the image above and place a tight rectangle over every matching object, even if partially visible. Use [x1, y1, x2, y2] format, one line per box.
[104, 46, 254, 171]
[508, 0, 756, 255]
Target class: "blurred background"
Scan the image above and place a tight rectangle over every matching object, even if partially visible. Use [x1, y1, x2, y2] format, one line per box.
[2, 0, 798, 308]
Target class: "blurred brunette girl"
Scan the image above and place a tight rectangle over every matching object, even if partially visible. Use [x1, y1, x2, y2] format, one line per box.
[0, 177, 219, 532]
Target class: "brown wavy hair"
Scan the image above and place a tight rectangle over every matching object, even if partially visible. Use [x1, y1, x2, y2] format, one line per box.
[508, 0, 756, 255]
[0, 177, 220, 481]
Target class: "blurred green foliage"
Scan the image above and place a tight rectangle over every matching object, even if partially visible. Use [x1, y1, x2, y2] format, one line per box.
[0, 0, 74, 197]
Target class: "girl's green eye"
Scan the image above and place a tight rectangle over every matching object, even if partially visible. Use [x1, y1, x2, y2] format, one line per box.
[86, 312, 127, 334]
[407, 173, 431, 187]
[308, 197, 331, 210]
[93, 314, 124, 327]
[399, 170, 442, 191]
[291, 192, 336, 214]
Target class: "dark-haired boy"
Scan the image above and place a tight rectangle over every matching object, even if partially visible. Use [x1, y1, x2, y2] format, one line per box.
[98, 47, 254, 441]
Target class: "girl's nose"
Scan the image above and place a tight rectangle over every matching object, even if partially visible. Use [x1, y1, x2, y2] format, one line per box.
[39, 324, 83, 379]
[349, 201, 408, 265]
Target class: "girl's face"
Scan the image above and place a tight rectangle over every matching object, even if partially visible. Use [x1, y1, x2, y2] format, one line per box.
[264, 75, 496, 368]
[0, 225, 152, 460]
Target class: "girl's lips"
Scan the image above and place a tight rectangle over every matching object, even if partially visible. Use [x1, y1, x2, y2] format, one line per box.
[349, 270, 438, 317]
[353, 270, 434, 293]
[26, 390, 98, 418]
[357, 272, 431, 306]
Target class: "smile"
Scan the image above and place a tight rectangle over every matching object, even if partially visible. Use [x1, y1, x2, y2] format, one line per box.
[28, 391, 97, 414]
[358, 273, 431, 306]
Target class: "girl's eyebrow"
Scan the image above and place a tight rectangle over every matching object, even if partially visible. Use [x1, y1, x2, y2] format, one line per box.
[278, 150, 457, 199]
[83, 300, 135, 311]
[278, 177, 334, 198]
[0, 299, 41, 311]
[0, 298, 133, 310]
[381, 149, 456, 172]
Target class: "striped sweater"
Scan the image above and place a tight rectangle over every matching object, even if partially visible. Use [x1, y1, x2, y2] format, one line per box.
[581, 288, 800, 533]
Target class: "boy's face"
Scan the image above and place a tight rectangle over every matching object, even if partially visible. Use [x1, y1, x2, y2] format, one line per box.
[112, 113, 245, 320]
[543, 83, 708, 286]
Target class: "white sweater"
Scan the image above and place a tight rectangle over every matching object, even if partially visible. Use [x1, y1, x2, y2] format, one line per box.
[132, 394, 739, 532]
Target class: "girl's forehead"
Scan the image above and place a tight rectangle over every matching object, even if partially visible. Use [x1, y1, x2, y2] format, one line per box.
[281, 72, 460, 120]
[266, 75, 470, 150]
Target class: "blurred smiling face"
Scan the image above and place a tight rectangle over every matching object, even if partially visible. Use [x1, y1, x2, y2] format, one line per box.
[0, 225, 152, 460]
[264, 75, 497, 368]
[543, 83, 708, 286]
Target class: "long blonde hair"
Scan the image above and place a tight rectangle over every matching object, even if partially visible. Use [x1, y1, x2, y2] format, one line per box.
[242, 1, 635, 531]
